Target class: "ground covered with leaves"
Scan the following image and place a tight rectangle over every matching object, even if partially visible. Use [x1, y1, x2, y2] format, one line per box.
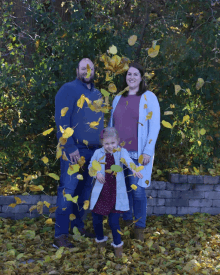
[1, 213, 220, 275]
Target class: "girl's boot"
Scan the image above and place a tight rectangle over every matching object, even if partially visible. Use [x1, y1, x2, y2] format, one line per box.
[111, 241, 124, 258]
[95, 236, 108, 253]
[134, 227, 144, 242]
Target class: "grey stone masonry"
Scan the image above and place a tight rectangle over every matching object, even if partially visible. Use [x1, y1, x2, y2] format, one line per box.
[1, 179, 220, 219]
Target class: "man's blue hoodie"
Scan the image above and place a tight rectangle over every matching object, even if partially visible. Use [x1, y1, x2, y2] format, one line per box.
[55, 78, 104, 155]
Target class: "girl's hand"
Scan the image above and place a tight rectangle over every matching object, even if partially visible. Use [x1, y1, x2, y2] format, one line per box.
[131, 169, 143, 179]
[142, 154, 151, 165]
[96, 173, 105, 184]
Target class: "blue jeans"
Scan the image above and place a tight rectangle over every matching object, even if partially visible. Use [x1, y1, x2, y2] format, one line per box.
[92, 212, 121, 245]
[54, 144, 99, 238]
[122, 158, 147, 228]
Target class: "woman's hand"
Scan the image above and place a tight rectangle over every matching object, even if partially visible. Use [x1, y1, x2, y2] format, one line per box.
[142, 154, 151, 165]
[96, 173, 105, 184]
[131, 169, 143, 179]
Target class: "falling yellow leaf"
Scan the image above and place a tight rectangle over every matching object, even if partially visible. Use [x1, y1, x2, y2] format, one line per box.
[144, 94, 147, 101]
[85, 63, 91, 78]
[146, 111, 153, 120]
[77, 94, 86, 109]
[112, 147, 121, 152]
[138, 155, 143, 164]
[48, 173, 60, 180]
[174, 85, 181, 95]
[100, 88, 110, 97]
[131, 184, 137, 190]
[35, 40, 40, 49]
[92, 160, 102, 171]
[14, 196, 22, 204]
[41, 156, 49, 164]
[117, 229, 124, 235]
[29, 205, 37, 213]
[62, 208, 67, 211]
[108, 83, 117, 93]
[148, 45, 160, 58]
[61, 107, 69, 117]
[136, 166, 144, 172]
[89, 166, 97, 177]
[59, 125, 64, 134]
[49, 206, 58, 213]
[44, 201, 50, 208]
[149, 139, 152, 144]
[45, 218, 54, 225]
[128, 35, 137, 46]
[99, 155, 105, 161]
[8, 203, 17, 208]
[28, 150, 33, 159]
[83, 139, 88, 146]
[62, 151, 68, 161]
[83, 200, 90, 210]
[72, 195, 78, 203]
[76, 174, 83, 181]
[61, 33, 67, 38]
[182, 115, 190, 123]
[88, 117, 102, 129]
[162, 120, 173, 129]
[130, 162, 136, 170]
[144, 104, 148, 109]
[164, 111, 173, 115]
[196, 78, 205, 90]
[200, 128, 206, 135]
[56, 144, 62, 159]
[198, 141, 202, 146]
[120, 141, 126, 147]
[170, 104, 175, 108]
[145, 180, 149, 185]
[59, 137, 67, 145]
[109, 45, 117, 55]
[69, 214, 76, 221]
[186, 88, 191, 95]
[120, 157, 128, 166]
[77, 156, 86, 167]
[67, 164, 80, 175]
[42, 128, 54, 136]
[62, 127, 74, 139]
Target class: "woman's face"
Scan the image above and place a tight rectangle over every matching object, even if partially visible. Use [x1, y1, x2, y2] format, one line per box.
[126, 67, 142, 90]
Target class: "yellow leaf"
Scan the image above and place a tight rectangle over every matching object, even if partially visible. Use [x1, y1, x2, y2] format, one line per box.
[99, 155, 105, 161]
[56, 144, 62, 159]
[37, 201, 44, 214]
[105, 169, 113, 174]
[88, 117, 102, 129]
[62, 127, 74, 139]
[173, 121, 177, 127]
[198, 141, 202, 146]
[89, 166, 97, 177]
[146, 111, 153, 120]
[86, 63, 91, 78]
[100, 88, 110, 97]
[42, 128, 54, 136]
[61, 33, 67, 38]
[62, 151, 68, 161]
[128, 140, 132, 144]
[170, 104, 175, 108]
[196, 78, 205, 90]
[78, 156, 86, 167]
[136, 166, 144, 172]
[148, 45, 160, 58]
[44, 201, 50, 208]
[174, 85, 181, 95]
[131, 184, 137, 190]
[182, 115, 190, 123]
[120, 157, 128, 166]
[62, 207, 67, 211]
[72, 195, 78, 203]
[138, 155, 143, 164]
[59, 137, 67, 145]
[41, 156, 49, 164]
[61, 107, 69, 117]
[83, 139, 88, 146]
[29, 205, 37, 213]
[28, 150, 33, 159]
[120, 141, 125, 147]
[145, 180, 149, 185]
[113, 147, 121, 153]
[144, 94, 147, 101]
[77, 174, 83, 180]
[162, 120, 173, 129]
[180, 130, 185, 139]
[8, 203, 17, 208]
[49, 206, 58, 213]
[67, 164, 80, 175]
[200, 128, 206, 135]
[128, 35, 137, 46]
[108, 83, 117, 93]
[144, 104, 148, 109]
[48, 173, 60, 180]
[106, 72, 113, 81]
[164, 111, 173, 115]
[186, 88, 191, 95]
[77, 94, 86, 109]
[45, 218, 54, 225]
[83, 200, 90, 210]
[29, 185, 44, 191]
[92, 160, 102, 171]
[69, 214, 76, 221]
[130, 162, 136, 170]
[14, 196, 22, 204]
[149, 139, 152, 144]
[35, 40, 40, 49]
[109, 45, 117, 55]
[117, 229, 124, 235]
[59, 125, 64, 134]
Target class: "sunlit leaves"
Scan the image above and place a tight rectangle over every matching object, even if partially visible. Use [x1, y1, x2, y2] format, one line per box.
[42, 128, 54, 136]
[9, 195, 26, 208]
[196, 78, 205, 90]
[61, 107, 69, 117]
[89, 166, 97, 177]
[182, 115, 190, 123]
[136, 166, 144, 172]
[162, 120, 173, 129]
[128, 35, 137, 46]
[108, 83, 117, 93]
[109, 45, 117, 54]
[48, 173, 60, 181]
[148, 45, 160, 58]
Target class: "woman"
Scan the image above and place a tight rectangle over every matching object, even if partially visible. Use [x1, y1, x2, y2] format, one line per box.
[108, 62, 160, 241]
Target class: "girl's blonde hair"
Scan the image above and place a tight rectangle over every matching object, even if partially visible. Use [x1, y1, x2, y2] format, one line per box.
[100, 127, 120, 143]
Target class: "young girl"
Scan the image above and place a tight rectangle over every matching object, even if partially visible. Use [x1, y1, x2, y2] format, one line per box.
[88, 127, 143, 258]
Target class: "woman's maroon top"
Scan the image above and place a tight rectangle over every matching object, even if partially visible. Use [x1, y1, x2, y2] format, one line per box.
[92, 152, 125, 216]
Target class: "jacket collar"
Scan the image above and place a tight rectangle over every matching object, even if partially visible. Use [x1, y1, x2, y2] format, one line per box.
[75, 78, 94, 91]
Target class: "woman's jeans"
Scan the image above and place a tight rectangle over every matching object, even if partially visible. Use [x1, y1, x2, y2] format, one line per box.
[92, 212, 121, 245]
[122, 158, 147, 228]
[54, 144, 99, 238]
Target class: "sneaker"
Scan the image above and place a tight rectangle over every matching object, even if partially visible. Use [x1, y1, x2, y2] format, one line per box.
[78, 228, 96, 238]
[53, 235, 74, 249]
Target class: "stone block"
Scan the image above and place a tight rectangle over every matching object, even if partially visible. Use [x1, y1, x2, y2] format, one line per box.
[171, 191, 186, 199]
[2, 205, 29, 214]
[201, 207, 220, 215]
[194, 185, 214, 191]
[173, 184, 190, 191]
[157, 190, 173, 199]
[165, 199, 189, 207]
[14, 213, 33, 220]
[177, 207, 200, 215]
[189, 199, 212, 208]
[151, 181, 166, 190]
[169, 174, 179, 183]
[14, 195, 41, 205]
[0, 213, 15, 219]
[0, 196, 15, 205]
[41, 195, 57, 205]
[28, 212, 41, 219]
[147, 206, 153, 216]
[166, 182, 175, 191]
[214, 185, 220, 192]
[204, 192, 220, 200]
[181, 191, 205, 199]
[148, 198, 165, 206]
[145, 190, 158, 198]
[204, 176, 219, 185]
[212, 200, 220, 207]
[188, 175, 204, 184]
[153, 206, 166, 215]
[179, 175, 188, 183]
[0, 206, 1, 212]
[165, 207, 177, 215]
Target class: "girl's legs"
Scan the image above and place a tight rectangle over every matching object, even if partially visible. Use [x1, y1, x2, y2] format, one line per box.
[108, 212, 121, 245]
[92, 212, 105, 241]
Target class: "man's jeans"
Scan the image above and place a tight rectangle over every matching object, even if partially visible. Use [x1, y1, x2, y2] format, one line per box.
[92, 212, 121, 245]
[122, 158, 147, 228]
[54, 144, 99, 238]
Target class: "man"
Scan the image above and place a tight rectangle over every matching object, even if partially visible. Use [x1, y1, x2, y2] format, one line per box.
[53, 58, 104, 248]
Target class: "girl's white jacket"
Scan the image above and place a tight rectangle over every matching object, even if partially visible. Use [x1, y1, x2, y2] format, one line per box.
[109, 90, 161, 188]
[88, 146, 136, 212]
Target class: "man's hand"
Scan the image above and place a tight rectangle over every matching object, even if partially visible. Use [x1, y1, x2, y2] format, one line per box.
[69, 149, 80, 164]
[131, 169, 143, 179]
[96, 173, 105, 184]
[142, 154, 151, 165]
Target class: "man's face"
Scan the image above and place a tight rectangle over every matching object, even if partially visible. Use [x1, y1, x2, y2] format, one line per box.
[77, 59, 95, 84]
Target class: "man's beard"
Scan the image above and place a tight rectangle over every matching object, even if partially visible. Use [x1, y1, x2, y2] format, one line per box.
[79, 74, 94, 84]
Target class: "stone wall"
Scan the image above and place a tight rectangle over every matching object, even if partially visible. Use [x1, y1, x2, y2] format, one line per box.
[0, 176, 220, 220]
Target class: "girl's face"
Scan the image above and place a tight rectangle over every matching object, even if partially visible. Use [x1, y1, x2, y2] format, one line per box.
[102, 136, 119, 153]
[126, 67, 142, 90]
